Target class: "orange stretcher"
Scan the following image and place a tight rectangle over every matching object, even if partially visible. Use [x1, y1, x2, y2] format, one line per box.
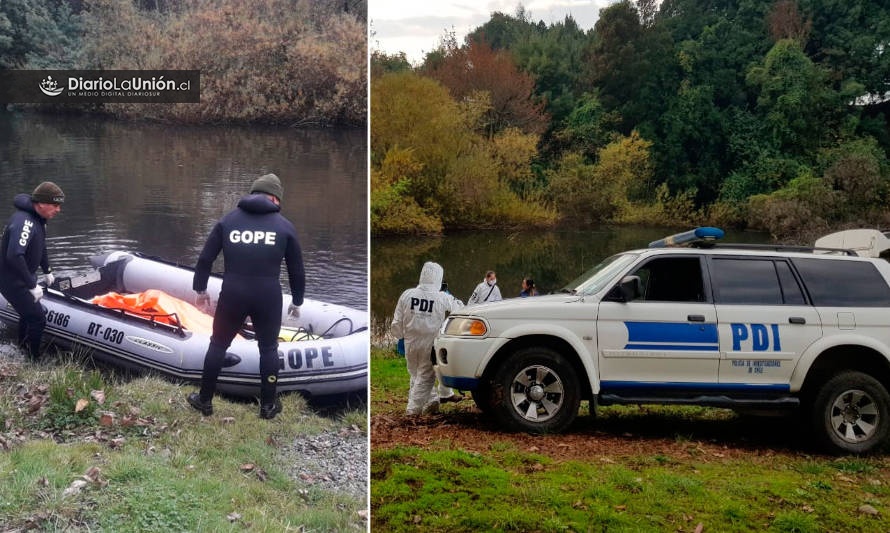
[90, 289, 216, 334]
[89, 290, 318, 342]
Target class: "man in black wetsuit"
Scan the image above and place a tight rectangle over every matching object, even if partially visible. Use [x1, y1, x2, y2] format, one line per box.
[187, 173, 305, 419]
[0, 182, 64, 360]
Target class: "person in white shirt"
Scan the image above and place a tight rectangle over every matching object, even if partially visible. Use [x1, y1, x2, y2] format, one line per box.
[468, 270, 502, 305]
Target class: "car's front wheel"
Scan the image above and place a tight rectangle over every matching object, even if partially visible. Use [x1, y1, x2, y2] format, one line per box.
[491, 346, 580, 433]
[472, 377, 496, 414]
[811, 371, 890, 454]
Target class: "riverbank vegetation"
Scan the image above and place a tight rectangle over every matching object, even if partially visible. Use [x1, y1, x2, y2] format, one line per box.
[0, 0, 366, 125]
[0, 347, 367, 530]
[371, 0, 890, 241]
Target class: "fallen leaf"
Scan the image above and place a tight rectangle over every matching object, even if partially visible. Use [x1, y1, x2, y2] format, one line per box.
[109, 437, 125, 448]
[26, 396, 44, 414]
[240, 463, 256, 473]
[413, 515, 422, 524]
[615, 505, 626, 511]
[90, 390, 106, 405]
[227, 512, 241, 522]
[694, 523, 704, 533]
[221, 417, 235, 424]
[99, 413, 114, 426]
[859, 504, 880, 516]
[74, 398, 90, 413]
[62, 479, 88, 497]
[120, 415, 136, 427]
[255, 467, 268, 482]
[356, 510, 368, 520]
[83, 466, 102, 482]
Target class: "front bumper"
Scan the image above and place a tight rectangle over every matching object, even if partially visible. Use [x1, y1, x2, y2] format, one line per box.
[434, 335, 506, 391]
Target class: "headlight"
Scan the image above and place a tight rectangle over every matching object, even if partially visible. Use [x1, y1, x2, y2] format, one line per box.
[444, 317, 488, 336]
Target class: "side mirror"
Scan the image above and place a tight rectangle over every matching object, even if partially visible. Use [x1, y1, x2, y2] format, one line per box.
[606, 275, 641, 302]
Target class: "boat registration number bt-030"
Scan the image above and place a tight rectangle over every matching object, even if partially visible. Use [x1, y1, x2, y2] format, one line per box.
[87, 321, 125, 344]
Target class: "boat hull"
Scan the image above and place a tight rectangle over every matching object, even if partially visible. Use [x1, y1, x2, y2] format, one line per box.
[0, 252, 368, 398]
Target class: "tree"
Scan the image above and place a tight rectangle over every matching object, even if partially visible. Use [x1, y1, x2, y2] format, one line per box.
[423, 38, 549, 135]
[0, 0, 82, 69]
[371, 50, 411, 79]
[371, 70, 556, 232]
[746, 38, 848, 155]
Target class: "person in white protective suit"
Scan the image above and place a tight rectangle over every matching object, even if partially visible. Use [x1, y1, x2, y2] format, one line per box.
[391, 262, 464, 416]
[468, 270, 502, 305]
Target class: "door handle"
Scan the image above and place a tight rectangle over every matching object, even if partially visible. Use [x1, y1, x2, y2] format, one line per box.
[687, 314, 705, 322]
[789, 317, 806, 325]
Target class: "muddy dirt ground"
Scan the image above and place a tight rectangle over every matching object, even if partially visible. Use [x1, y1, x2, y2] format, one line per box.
[371, 399, 844, 462]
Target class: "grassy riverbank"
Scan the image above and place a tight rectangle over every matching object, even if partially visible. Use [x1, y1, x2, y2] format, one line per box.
[370, 348, 890, 532]
[0, 344, 368, 530]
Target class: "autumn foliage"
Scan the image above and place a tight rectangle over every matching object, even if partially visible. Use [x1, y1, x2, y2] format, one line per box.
[423, 39, 548, 135]
[4, 0, 366, 125]
[372, 0, 890, 237]
[371, 71, 556, 234]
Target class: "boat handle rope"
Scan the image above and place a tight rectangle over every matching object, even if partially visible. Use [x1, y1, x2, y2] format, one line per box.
[318, 317, 354, 339]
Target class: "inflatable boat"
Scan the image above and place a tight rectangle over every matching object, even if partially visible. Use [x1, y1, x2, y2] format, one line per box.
[0, 251, 368, 398]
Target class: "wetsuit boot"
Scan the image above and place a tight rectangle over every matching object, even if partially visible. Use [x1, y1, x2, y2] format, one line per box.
[188, 340, 228, 415]
[259, 346, 281, 419]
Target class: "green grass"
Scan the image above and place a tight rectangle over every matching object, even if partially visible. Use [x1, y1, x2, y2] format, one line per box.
[370, 347, 890, 532]
[0, 348, 368, 531]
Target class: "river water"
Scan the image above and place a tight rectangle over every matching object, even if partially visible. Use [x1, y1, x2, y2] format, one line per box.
[372, 227, 769, 325]
[0, 111, 367, 310]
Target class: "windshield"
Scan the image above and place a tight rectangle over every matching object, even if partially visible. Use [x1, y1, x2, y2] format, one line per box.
[561, 253, 638, 296]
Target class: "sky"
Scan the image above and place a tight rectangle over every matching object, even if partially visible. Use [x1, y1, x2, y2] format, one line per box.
[370, 0, 620, 65]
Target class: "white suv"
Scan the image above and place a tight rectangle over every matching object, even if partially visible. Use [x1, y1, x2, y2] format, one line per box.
[434, 228, 890, 454]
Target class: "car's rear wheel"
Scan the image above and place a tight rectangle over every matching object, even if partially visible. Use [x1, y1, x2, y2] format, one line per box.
[491, 346, 580, 433]
[811, 371, 890, 454]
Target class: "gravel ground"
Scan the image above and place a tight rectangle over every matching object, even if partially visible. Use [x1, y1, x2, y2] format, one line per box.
[279, 425, 368, 501]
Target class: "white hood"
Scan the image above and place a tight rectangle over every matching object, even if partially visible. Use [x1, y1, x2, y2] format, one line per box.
[418, 261, 443, 290]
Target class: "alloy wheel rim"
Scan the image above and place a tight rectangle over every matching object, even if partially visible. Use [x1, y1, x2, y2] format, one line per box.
[829, 389, 879, 443]
[509, 364, 565, 422]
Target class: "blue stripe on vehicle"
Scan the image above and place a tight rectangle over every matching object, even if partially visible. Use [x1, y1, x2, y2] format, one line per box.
[601, 381, 790, 392]
[625, 321, 718, 343]
[442, 376, 478, 390]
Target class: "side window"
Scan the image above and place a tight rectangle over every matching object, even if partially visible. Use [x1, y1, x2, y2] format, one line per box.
[711, 258, 783, 305]
[630, 256, 705, 302]
[775, 260, 806, 305]
[792, 258, 890, 307]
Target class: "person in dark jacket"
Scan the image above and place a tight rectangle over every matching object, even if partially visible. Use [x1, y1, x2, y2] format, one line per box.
[0, 182, 64, 360]
[187, 173, 305, 419]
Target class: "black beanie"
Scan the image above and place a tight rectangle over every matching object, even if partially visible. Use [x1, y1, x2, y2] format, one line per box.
[249, 173, 283, 201]
[31, 181, 65, 204]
